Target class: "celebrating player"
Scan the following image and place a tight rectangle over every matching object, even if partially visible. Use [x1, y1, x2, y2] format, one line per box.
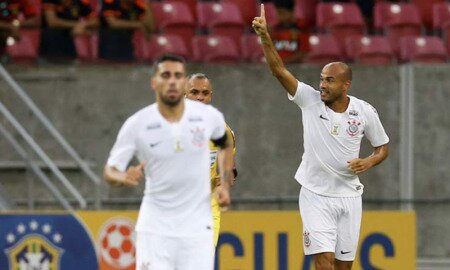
[253, 4, 389, 270]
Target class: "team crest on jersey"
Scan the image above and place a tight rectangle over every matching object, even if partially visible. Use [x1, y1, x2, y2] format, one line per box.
[303, 230, 311, 247]
[191, 127, 205, 147]
[0, 215, 98, 270]
[347, 120, 361, 136]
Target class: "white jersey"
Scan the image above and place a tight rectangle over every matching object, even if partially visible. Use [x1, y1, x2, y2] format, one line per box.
[107, 99, 226, 236]
[289, 81, 389, 197]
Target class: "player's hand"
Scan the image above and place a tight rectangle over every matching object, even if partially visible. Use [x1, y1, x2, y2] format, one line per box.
[216, 185, 231, 211]
[252, 4, 268, 38]
[123, 162, 146, 186]
[347, 158, 372, 174]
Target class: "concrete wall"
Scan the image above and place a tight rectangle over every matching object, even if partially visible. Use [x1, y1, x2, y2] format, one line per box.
[0, 64, 449, 257]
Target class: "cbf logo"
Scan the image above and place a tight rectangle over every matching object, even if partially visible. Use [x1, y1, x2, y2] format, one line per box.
[0, 215, 98, 270]
[4, 221, 63, 270]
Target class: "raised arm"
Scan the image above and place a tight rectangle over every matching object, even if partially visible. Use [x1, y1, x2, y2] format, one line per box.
[252, 4, 298, 96]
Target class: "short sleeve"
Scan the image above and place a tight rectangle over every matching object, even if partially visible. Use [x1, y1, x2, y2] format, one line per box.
[106, 117, 138, 172]
[287, 80, 321, 108]
[363, 103, 389, 147]
[207, 106, 226, 140]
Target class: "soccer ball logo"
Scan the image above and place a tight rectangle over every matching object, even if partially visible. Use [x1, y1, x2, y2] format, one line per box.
[99, 218, 136, 269]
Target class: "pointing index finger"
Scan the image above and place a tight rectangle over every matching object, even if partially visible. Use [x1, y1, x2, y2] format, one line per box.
[260, 3, 265, 18]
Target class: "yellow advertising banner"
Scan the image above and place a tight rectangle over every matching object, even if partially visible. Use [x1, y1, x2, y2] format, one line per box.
[215, 211, 416, 270]
[75, 210, 415, 270]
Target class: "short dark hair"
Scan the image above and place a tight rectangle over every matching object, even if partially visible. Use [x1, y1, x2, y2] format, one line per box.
[187, 73, 209, 81]
[274, 0, 294, 10]
[152, 54, 186, 76]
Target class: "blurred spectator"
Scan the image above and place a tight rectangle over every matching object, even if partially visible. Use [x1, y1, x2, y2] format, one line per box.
[271, 0, 310, 63]
[40, 0, 98, 61]
[99, 0, 154, 61]
[0, 0, 39, 60]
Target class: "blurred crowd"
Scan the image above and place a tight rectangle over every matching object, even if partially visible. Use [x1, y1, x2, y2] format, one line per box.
[0, 0, 154, 62]
[1, 0, 449, 64]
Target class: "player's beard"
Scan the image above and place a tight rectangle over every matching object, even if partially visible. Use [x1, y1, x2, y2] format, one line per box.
[160, 93, 182, 107]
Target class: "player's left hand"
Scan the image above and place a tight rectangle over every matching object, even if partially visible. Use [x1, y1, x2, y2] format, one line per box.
[216, 185, 231, 211]
[347, 158, 372, 174]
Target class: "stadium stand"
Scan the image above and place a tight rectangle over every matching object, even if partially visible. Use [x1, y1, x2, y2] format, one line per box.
[374, 2, 423, 56]
[6, 30, 40, 63]
[316, 2, 365, 49]
[294, 0, 318, 27]
[345, 35, 394, 65]
[192, 35, 240, 63]
[412, 0, 445, 31]
[151, 1, 196, 50]
[241, 34, 265, 63]
[399, 36, 447, 63]
[223, 0, 257, 25]
[74, 33, 99, 62]
[304, 34, 342, 64]
[169, 0, 198, 20]
[432, 2, 450, 54]
[144, 34, 190, 62]
[197, 2, 245, 48]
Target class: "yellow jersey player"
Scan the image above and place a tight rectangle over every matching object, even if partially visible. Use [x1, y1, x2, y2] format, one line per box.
[185, 73, 237, 246]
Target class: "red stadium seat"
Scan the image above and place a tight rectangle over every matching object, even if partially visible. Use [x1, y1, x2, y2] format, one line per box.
[316, 3, 365, 49]
[412, 0, 445, 30]
[374, 2, 423, 55]
[432, 3, 450, 54]
[74, 33, 98, 62]
[241, 34, 265, 63]
[145, 34, 189, 61]
[6, 29, 40, 62]
[258, 2, 279, 29]
[151, 2, 195, 49]
[304, 34, 342, 64]
[432, 2, 450, 31]
[192, 35, 240, 63]
[399, 36, 447, 63]
[295, 0, 319, 27]
[222, 0, 257, 25]
[345, 36, 394, 65]
[163, 0, 197, 20]
[197, 2, 245, 46]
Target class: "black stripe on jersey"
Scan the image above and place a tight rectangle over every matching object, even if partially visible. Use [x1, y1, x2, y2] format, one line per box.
[211, 132, 228, 148]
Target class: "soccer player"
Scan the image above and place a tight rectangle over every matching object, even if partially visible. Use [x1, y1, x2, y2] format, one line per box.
[103, 54, 234, 270]
[253, 5, 389, 270]
[185, 73, 237, 246]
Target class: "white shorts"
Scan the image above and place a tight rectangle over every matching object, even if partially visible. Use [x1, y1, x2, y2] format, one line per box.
[135, 232, 214, 270]
[299, 187, 362, 261]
